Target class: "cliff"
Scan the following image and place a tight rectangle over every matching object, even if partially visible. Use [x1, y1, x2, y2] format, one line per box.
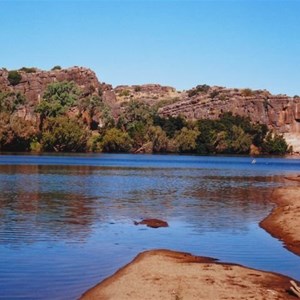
[0, 67, 299, 152]
[158, 86, 300, 152]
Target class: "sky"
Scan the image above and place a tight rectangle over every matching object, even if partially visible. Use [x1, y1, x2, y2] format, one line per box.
[0, 0, 299, 95]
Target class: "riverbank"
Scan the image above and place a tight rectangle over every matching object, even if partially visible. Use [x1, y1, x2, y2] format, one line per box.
[260, 183, 300, 256]
[81, 183, 300, 299]
[81, 249, 297, 300]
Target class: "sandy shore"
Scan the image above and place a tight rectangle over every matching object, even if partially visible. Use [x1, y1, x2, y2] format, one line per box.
[81, 249, 297, 300]
[81, 183, 300, 299]
[260, 184, 300, 256]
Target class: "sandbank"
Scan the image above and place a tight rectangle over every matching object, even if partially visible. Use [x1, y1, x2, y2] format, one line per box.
[260, 184, 300, 256]
[81, 249, 297, 300]
[81, 183, 300, 299]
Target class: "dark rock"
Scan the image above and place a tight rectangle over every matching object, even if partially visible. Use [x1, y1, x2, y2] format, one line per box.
[134, 218, 169, 228]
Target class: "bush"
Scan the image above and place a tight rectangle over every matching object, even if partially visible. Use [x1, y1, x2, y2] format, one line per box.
[241, 88, 254, 97]
[261, 132, 289, 155]
[36, 81, 80, 117]
[8, 71, 22, 86]
[0, 91, 25, 112]
[174, 127, 199, 152]
[19, 67, 36, 73]
[51, 65, 62, 71]
[119, 89, 130, 97]
[101, 128, 132, 152]
[41, 116, 87, 152]
[187, 84, 210, 97]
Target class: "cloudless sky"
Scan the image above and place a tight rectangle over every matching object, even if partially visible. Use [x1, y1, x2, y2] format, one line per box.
[1, 0, 299, 95]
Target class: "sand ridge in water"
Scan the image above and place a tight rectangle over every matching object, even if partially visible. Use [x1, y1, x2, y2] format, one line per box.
[81, 185, 300, 300]
[81, 249, 298, 300]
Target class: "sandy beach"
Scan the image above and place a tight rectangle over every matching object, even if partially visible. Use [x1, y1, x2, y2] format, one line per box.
[260, 184, 300, 256]
[81, 184, 300, 300]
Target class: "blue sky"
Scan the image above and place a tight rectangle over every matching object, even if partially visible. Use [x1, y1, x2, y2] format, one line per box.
[1, 0, 299, 95]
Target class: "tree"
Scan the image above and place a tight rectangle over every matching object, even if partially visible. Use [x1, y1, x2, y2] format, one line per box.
[0, 113, 36, 151]
[261, 132, 289, 155]
[229, 125, 252, 154]
[36, 81, 80, 117]
[101, 128, 132, 152]
[7, 70, 22, 86]
[174, 127, 199, 152]
[0, 91, 25, 112]
[41, 116, 87, 152]
[147, 126, 168, 152]
[153, 115, 186, 138]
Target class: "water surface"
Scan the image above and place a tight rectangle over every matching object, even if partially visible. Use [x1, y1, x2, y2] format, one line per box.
[0, 154, 300, 299]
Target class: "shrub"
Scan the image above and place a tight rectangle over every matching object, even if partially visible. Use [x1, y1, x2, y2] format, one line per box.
[134, 86, 142, 92]
[261, 132, 289, 155]
[119, 89, 130, 97]
[41, 116, 87, 152]
[187, 84, 210, 97]
[36, 81, 80, 117]
[0, 91, 25, 112]
[51, 65, 62, 71]
[241, 88, 254, 97]
[19, 67, 36, 73]
[101, 128, 132, 152]
[8, 70, 22, 86]
[174, 127, 199, 152]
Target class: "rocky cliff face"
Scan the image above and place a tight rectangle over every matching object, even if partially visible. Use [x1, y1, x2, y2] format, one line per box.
[0, 67, 118, 127]
[158, 86, 300, 152]
[1, 67, 299, 151]
[0, 67, 103, 104]
[114, 84, 180, 105]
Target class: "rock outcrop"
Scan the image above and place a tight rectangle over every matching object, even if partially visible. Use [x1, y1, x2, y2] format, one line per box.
[0, 67, 119, 129]
[114, 84, 181, 105]
[1, 67, 300, 151]
[158, 86, 300, 152]
[0, 67, 102, 105]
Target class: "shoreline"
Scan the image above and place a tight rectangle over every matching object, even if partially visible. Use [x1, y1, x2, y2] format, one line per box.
[260, 183, 300, 256]
[81, 249, 298, 300]
[81, 183, 300, 299]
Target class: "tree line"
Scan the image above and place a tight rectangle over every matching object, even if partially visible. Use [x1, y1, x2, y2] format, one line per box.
[0, 81, 289, 155]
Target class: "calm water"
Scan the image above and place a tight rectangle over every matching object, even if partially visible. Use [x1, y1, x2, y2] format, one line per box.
[0, 154, 300, 299]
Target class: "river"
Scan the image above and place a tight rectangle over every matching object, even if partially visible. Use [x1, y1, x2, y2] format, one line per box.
[0, 154, 300, 299]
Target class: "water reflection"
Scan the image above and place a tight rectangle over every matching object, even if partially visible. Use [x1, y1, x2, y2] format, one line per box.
[0, 155, 300, 299]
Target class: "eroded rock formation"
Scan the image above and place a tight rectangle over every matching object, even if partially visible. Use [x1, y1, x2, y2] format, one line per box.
[158, 87, 300, 152]
[1, 67, 299, 151]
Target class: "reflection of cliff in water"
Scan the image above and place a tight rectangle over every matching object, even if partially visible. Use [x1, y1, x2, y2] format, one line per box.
[0, 164, 292, 246]
[0, 165, 100, 245]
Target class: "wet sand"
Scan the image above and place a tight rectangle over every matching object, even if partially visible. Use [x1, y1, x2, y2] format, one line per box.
[81, 184, 300, 299]
[81, 249, 297, 300]
[260, 184, 300, 256]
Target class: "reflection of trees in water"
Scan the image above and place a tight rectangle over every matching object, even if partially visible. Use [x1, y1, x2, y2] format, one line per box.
[179, 175, 283, 233]
[0, 164, 101, 246]
[0, 164, 294, 246]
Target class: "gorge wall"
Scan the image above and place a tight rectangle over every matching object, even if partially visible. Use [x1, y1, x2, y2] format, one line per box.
[158, 86, 300, 152]
[1, 67, 299, 152]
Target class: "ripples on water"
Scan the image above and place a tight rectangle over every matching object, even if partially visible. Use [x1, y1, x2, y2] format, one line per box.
[0, 154, 300, 299]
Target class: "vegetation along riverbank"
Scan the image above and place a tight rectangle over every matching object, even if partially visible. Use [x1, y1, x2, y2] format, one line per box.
[0, 66, 295, 155]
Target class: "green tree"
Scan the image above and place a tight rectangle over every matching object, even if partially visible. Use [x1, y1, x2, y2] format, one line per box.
[41, 116, 87, 152]
[0, 91, 25, 112]
[7, 70, 22, 86]
[229, 125, 252, 153]
[261, 132, 289, 155]
[153, 115, 186, 138]
[0, 113, 36, 151]
[174, 127, 199, 152]
[36, 81, 80, 117]
[147, 126, 169, 152]
[101, 128, 132, 152]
